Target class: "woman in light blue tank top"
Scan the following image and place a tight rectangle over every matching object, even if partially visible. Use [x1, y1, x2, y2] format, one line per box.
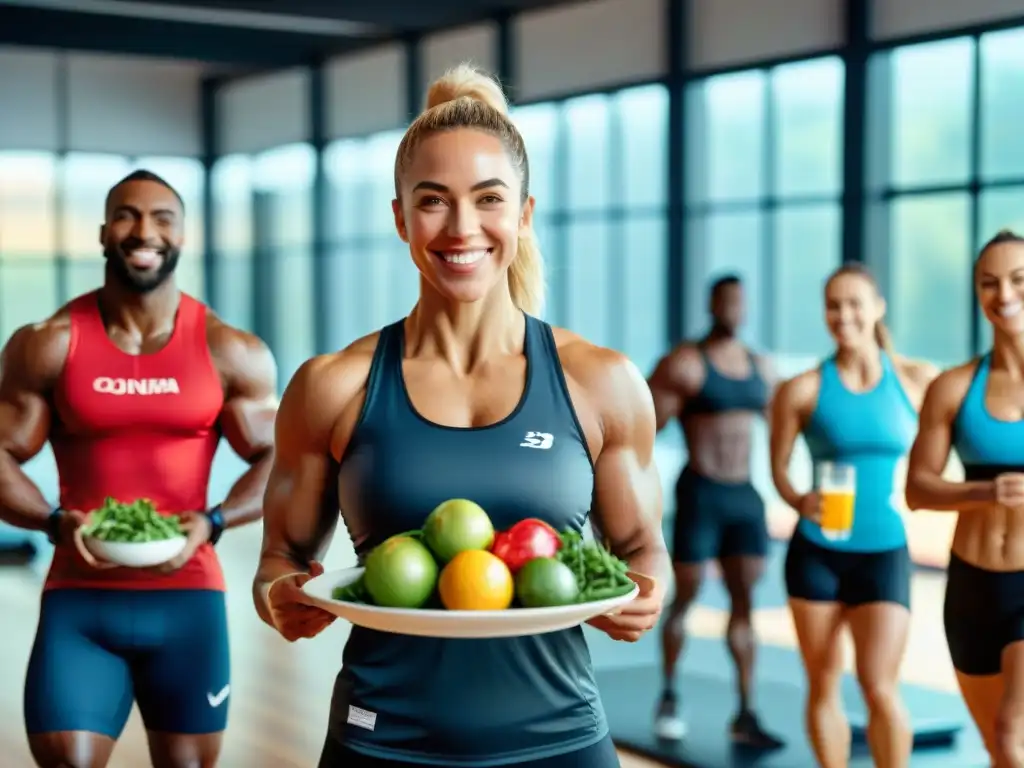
[770, 264, 935, 768]
[904, 230, 1024, 768]
[252, 64, 672, 768]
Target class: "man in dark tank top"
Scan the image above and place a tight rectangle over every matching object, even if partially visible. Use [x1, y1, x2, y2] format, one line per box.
[647, 274, 783, 748]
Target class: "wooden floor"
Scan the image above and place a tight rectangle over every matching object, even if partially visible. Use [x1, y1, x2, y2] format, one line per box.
[0, 526, 666, 768]
[0, 521, 961, 768]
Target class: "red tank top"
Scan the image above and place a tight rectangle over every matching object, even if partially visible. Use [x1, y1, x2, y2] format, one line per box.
[45, 291, 226, 592]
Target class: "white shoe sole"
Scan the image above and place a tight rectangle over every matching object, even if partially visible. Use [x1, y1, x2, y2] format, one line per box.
[654, 717, 687, 740]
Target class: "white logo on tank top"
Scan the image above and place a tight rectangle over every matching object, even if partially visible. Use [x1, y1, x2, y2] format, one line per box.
[520, 431, 554, 450]
[92, 377, 181, 396]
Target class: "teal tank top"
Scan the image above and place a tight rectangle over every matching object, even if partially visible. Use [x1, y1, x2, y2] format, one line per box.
[798, 354, 916, 552]
[329, 315, 606, 765]
[953, 354, 1024, 477]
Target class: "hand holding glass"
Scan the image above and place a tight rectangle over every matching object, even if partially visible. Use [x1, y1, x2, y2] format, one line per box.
[818, 462, 855, 542]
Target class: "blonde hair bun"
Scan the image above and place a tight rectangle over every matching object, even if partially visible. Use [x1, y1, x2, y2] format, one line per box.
[425, 63, 509, 115]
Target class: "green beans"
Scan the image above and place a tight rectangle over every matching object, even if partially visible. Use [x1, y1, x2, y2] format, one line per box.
[82, 497, 183, 542]
[556, 530, 635, 603]
[332, 575, 370, 603]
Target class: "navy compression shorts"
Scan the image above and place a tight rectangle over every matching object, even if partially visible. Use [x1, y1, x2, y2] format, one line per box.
[784, 528, 911, 609]
[24, 588, 230, 738]
[672, 466, 768, 564]
[944, 553, 1024, 676]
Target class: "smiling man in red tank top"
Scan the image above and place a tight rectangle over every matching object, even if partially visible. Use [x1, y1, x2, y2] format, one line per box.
[0, 170, 278, 768]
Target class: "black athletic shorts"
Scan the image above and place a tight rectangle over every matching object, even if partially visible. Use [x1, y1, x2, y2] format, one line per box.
[318, 733, 621, 767]
[944, 553, 1024, 677]
[784, 528, 910, 608]
[672, 466, 768, 564]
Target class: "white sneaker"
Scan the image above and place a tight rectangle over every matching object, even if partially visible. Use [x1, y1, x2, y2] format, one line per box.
[654, 712, 688, 741]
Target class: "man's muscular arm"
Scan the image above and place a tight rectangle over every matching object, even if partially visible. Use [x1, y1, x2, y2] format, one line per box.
[647, 346, 701, 432]
[209, 320, 278, 529]
[0, 322, 68, 531]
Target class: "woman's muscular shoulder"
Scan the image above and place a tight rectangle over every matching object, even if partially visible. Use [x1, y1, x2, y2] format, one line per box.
[551, 327, 655, 454]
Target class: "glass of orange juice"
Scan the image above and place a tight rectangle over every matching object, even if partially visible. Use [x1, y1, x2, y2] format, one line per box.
[818, 461, 855, 542]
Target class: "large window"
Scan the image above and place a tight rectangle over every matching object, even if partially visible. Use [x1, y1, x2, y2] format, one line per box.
[63, 152, 132, 298]
[324, 129, 411, 352]
[512, 102, 561, 324]
[210, 154, 255, 333]
[0, 152, 60, 343]
[212, 145, 318, 390]
[682, 57, 844, 564]
[513, 84, 669, 377]
[563, 93, 614, 350]
[980, 28, 1024, 182]
[685, 57, 844, 361]
[864, 31, 1024, 570]
[254, 143, 317, 386]
[873, 29, 1024, 364]
[978, 28, 1024, 350]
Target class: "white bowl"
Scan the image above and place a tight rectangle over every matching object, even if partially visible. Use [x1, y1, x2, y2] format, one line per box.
[83, 535, 187, 568]
[302, 566, 642, 639]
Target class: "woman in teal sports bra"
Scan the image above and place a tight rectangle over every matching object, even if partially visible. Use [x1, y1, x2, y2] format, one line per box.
[770, 263, 936, 768]
[905, 230, 1024, 768]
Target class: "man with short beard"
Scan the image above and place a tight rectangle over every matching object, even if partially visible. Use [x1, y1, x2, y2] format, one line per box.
[0, 170, 279, 768]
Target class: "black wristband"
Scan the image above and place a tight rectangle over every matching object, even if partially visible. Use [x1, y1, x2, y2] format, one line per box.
[204, 504, 226, 546]
[46, 507, 65, 545]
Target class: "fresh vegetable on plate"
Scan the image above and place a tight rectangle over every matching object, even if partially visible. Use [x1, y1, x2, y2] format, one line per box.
[82, 497, 182, 542]
[362, 535, 438, 609]
[422, 498, 495, 563]
[514, 556, 579, 607]
[554, 529, 636, 603]
[490, 518, 561, 573]
[330, 499, 636, 612]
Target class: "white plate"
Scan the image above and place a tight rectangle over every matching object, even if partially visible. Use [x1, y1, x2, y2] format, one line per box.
[301, 566, 643, 639]
[83, 535, 187, 568]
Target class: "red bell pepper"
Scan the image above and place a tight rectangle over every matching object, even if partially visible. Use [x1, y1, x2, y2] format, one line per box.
[490, 518, 562, 573]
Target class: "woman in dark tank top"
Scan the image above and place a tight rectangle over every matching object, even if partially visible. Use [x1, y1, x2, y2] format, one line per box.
[252, 62, 671, 768]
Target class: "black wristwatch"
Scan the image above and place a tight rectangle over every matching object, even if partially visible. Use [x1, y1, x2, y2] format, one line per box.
[204, 504, 226, 546]
[46, 507, 66, 545]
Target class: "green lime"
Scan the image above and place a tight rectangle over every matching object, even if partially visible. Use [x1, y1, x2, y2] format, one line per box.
[363, 536, 439, 608]
[515, 557, 580, 608]
[422, 499, 495, 563]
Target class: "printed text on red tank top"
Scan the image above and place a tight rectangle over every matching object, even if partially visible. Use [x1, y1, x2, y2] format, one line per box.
[92, 377, 180, 396]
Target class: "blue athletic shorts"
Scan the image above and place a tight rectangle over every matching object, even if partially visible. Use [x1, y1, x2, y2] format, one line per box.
[24, 588, 230, 738]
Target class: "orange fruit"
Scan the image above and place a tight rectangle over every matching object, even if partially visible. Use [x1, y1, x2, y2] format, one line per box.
[438, 550, 514, 610]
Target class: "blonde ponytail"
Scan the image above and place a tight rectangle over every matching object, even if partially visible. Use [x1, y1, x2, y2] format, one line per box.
[395, 62, 544, 314]
[508, 228, 544, 316]
[874, 320, 894, 355]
